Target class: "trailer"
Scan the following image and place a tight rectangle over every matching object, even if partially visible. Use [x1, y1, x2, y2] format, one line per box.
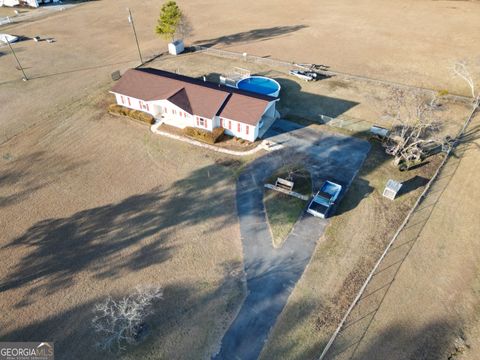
[307, 180, 342, 219]
[289, 69, 318, 82]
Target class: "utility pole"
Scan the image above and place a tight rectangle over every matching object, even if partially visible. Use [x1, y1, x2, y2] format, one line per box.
[127, 8, 143, 64]
[6, 38, 28, 81]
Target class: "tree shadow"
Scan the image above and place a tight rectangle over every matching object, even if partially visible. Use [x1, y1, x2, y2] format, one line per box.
[261, 78, 359, 137]
[344, 319, 462, 360]
[0, 161, 239, 303]
[0, 151, 87, 208]
[320, 138, 472, 360]
[0, 276, 244, 360]
[396, 175, 429, 198]
[193, 25, 308, 48]
[333, 177, 374, 217]
[456, 121, 480, 151]
[256, 298, 323, 359]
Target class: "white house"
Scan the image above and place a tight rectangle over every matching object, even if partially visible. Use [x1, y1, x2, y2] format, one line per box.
[110, 68, 278, 142]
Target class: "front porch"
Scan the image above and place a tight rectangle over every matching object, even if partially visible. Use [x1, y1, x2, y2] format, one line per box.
[258, 110, 280, 139]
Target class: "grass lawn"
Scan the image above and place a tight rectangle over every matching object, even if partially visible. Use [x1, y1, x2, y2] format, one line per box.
[263, 168, 312, 247]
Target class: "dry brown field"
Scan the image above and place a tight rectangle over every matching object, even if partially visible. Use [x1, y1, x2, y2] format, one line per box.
[1, 0, 479, 359]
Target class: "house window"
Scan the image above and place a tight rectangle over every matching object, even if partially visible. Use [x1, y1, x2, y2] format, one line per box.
[164, 107, 168, 114]
[127, 97, 131, 106]
[238, 123, 241, 132]
[204, 119, 208, 128]
[197, 117, 205, 127]
[246, 125, 249, 135]
[228, 121, 232, 130]
[120, 96, 124, 104]
[220, 118, 223, 128]
[146, 103, 149, 111]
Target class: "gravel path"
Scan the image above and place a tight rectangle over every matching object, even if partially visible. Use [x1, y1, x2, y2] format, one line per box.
[214, 120, 370, 359]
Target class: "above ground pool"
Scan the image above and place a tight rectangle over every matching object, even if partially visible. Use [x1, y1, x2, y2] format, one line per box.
[236, 76, 281, 97]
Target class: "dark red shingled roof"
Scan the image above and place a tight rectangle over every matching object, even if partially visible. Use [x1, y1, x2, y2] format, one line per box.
[111, 68, 277, 125]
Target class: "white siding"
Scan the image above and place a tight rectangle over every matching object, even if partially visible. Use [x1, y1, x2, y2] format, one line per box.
[112, 92, 261, 141]
[264, 101, 276, 118]
[220, 117, 257, 142]
[153, 100, 194, 129]
[113, 93, 155, 115]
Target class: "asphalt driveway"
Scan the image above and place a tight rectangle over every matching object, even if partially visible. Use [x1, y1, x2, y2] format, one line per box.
[214, 120, 370, 360]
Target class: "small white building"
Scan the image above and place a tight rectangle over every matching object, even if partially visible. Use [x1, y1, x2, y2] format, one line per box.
[168, 40, 184, 56]
[110, 68, 279, 142]
[0, 0, 61, 7]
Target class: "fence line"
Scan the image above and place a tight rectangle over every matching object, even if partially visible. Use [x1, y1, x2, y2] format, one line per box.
[317, 103, 478, 360]
[192, 45, 470, 102]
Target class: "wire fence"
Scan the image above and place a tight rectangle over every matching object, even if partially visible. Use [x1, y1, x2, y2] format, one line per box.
[192, 45, 296, 70]
[318, 103, 479, 360]
[191, 45, 470, 103]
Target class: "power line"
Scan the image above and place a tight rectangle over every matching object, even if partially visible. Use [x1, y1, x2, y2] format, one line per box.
[127, 8, 143, 64]
[6, 38, 28, 81]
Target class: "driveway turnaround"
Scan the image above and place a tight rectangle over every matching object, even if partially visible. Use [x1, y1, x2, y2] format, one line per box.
[214, 120, 370, 360]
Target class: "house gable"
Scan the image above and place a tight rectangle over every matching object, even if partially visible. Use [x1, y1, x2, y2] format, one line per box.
[111, 68, 276, 126]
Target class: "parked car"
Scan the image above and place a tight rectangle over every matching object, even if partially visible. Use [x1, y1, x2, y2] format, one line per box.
[307, 180, 342, 218]
[289, 69, 318, 81]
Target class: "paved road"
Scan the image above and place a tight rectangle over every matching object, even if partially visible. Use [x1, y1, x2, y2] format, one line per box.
[214, 120, 370, 360]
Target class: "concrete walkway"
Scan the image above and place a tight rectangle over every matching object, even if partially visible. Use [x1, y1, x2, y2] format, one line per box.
[214, 120, 370, 359]
[150, 122, 282, 156]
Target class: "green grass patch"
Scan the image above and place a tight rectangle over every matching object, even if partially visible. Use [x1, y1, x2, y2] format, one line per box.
[264, 168, 312, 247]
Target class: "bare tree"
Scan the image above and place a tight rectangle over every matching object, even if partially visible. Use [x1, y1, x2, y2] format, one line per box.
[92, 285, 163, 353]
[278, 151, 307, 181]
[453, 60, 479, 108]
[382, 88, 443, 166]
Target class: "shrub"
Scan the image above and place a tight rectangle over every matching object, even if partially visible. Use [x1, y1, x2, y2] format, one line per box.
[108, 104, 154, 124]
[92, 285, 163, 353]
[183, 126, 224, 144]
[109, 104, 129, 116]
[129, 110, 155, 124]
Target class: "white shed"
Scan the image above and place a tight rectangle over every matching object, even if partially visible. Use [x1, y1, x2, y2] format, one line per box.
[168, 40, 184, 56]
[383, 179, 403, 200]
